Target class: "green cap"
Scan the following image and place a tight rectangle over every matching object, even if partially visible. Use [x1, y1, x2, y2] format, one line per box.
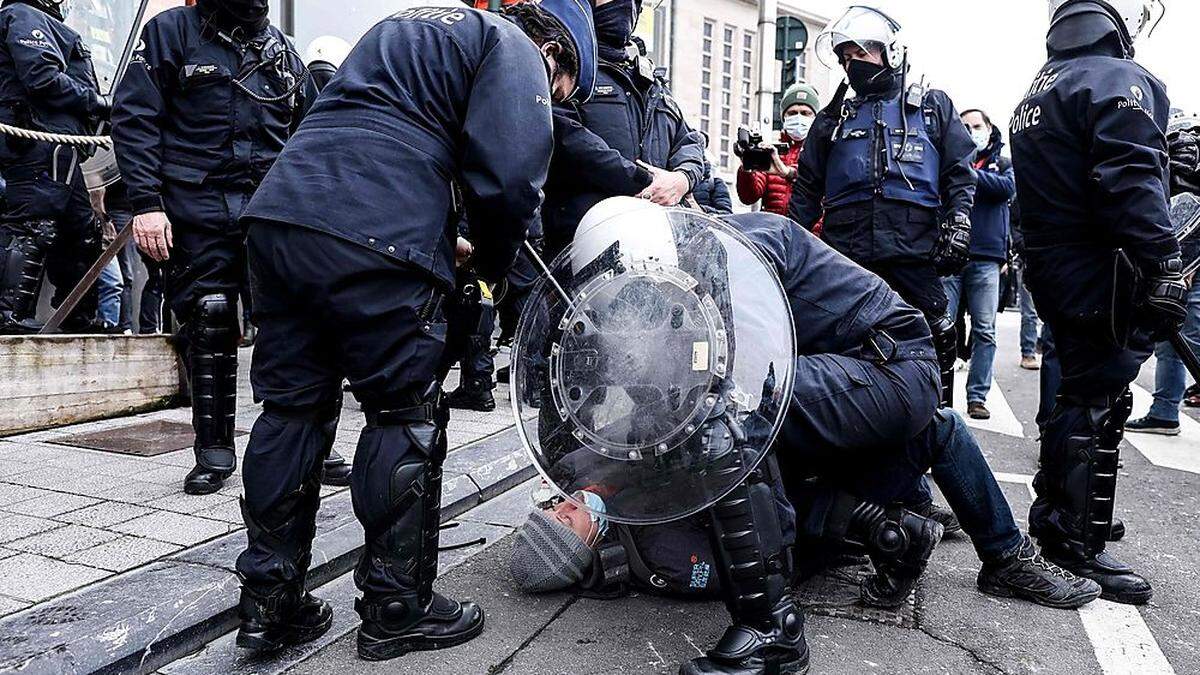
[780, 82, 821, 117]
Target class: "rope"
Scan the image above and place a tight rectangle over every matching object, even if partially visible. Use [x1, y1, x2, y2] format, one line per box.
[0, 121, 111, 148]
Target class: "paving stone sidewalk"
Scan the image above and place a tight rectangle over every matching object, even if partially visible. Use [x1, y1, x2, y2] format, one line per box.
[0, 349, 516, 618]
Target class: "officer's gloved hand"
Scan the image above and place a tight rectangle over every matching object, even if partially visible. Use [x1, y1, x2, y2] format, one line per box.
[1169, 131, 1200, 196]
[933, 213, 972, 276]
[92, 93, 113, 122]
[1143, 257, 1189, 338]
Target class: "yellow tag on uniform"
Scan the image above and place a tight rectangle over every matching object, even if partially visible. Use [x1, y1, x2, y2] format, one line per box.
[479, 281, 493, 301]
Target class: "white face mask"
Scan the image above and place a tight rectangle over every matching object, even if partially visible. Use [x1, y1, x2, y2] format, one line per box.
[970, 127, 991, 152]
[784, 115, 813, 141]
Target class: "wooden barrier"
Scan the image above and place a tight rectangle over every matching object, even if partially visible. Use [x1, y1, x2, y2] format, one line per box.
[0, 334, 181, 436]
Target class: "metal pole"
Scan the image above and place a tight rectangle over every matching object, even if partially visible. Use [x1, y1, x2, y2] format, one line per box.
[39, 222, 133, 334]
[756, 0, 779, 129]
[281, 0, 295, 36]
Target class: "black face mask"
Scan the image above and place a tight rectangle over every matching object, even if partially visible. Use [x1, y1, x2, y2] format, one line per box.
[594, 0, 640, 48]
[199, 0, 270, 33]
[846, 58, 894, 97]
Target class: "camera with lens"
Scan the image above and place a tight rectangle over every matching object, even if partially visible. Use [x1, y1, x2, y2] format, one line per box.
[734, 127, 775, 172]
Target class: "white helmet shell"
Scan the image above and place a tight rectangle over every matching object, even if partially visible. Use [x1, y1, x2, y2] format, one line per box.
[305, 35, 352, 68]
[571, 197, 679, 276]
[1048, 0, 1163, 42]
[815, 5, 905, 70]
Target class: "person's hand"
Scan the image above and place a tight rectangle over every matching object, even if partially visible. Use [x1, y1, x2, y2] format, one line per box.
[1169, 131, 1200, 195]
[455, 236, 474, 267]
[1143, 257, 1189, 338]
[133, 211, 172, 262]
[636, 161, 691, 206]
[763, 147, 796, 180]
[933, 213, 972, 276]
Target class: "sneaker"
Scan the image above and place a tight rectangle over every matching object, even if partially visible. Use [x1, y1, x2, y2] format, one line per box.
[1020, 355, 1041, 370]
[1125, 416, 1180, 436]
[977, 535, 1102, 609]
[967, 402, 991, 420]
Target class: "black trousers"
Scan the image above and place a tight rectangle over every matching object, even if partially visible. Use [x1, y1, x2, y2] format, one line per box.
[238, 220, 451, 594]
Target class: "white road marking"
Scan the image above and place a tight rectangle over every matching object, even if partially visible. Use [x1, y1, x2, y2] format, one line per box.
[1078, 601, 1176, 675]
[952, 374, 1025, 438]
[1124, 384, 1200, 476]
[992, 473, 1175, 675]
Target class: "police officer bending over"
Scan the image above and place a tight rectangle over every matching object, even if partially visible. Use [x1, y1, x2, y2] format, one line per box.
[230, 1, 595, 661]
[111, 0, 354, 496]
[0, 0, 109, 334]
[1010, 0, 1185, 605]
[787, 6, 977, 410]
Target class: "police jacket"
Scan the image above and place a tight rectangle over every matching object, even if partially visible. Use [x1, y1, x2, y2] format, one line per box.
[725, 212, 935, 363]
[0, 1, 103, 157]
[111, 5, 311, 215]
[788, 83, 977, 264]
[1010, 6, 1179, 270]
[542, 54, 705, 254]
[242, 7, 553, 288]
[967, 126, 1014, 263]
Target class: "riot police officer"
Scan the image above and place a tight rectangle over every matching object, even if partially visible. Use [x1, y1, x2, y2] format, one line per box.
[1009, 0, 1184, 605]
[787, 6, 977, 409]
[110, 0, 352, 495]
[231, 1, 595, 660]
[0, 0, 108, 334]
[541, 0, 704, 257]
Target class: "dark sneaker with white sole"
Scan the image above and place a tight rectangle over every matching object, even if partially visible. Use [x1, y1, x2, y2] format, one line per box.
[1125, 416, 1180, 436]
[977, 535, 1102, 609]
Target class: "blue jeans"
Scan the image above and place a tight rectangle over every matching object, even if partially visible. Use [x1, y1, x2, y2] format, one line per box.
[1017, 266, 1040, 358]
[943, 261, 1001, 403]
[97, 257, 123, 328]
[1148, 276, 1200, 422]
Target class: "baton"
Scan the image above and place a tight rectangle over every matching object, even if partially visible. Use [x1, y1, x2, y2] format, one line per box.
[1169, 332, 1200, 383]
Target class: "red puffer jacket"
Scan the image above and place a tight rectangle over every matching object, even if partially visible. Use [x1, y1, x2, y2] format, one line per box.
[736, 142, 803, 216]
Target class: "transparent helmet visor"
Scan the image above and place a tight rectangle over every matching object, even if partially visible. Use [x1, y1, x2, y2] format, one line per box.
[814, 6, 898, 68]
[512, 210, 795, 525]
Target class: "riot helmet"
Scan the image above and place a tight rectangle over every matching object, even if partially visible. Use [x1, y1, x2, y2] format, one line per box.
[1049, 0, 1164, 43]
[815, 5, 905, 71]
[16, 0, 71, 21]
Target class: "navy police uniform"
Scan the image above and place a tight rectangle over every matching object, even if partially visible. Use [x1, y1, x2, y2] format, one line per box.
[111, 3, 313, 494]
[234, 5, 559, 654]
[542, 0, 704, 257]
[1009, 1, 1181, 604]
[0, 0, 106, 333]
[789, 80, 977, 406]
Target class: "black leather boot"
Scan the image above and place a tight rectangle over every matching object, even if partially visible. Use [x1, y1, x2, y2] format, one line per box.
[686, 445, 808, 675]
[1038, 539, 1152, 605]
[184, 294, 239, 495]
[321, 449, 352, 487]
[445, 378, 496, 412]
[354, 399, 484, 661]
[680, 597, 809, 675]
[237, 585, 333, 651]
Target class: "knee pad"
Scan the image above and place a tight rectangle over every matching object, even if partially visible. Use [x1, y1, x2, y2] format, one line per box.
[191, 293, 239, 352]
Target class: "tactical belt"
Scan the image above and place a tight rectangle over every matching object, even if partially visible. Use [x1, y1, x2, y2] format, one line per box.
[363, 389, 444, 427]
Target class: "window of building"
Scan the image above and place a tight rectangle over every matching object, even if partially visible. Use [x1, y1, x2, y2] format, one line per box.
[720, 23, 735, 169]
[701, 18, 716, 150]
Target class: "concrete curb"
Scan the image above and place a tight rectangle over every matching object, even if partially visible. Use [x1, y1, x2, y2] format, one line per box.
[0, 427, 533, 675]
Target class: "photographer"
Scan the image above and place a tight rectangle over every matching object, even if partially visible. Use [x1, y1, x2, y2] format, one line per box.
[736, 82, 820, 216]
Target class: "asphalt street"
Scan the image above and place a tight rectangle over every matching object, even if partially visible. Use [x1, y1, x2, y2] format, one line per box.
[177, 311, 1200, 675]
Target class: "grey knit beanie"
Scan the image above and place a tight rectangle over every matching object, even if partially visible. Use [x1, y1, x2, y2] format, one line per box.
[510, 510, 594, 593]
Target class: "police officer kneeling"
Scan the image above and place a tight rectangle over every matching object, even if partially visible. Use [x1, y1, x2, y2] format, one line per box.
[231, 1, 596, 661]
[1010, 0, 1186, 604]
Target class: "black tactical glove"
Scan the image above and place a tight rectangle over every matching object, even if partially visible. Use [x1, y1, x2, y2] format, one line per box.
[1169, 131, 1200, 196]
[91, 93, 113, 122]
[1143, 257, 1189, 338]
[933, 212, 972, 276]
